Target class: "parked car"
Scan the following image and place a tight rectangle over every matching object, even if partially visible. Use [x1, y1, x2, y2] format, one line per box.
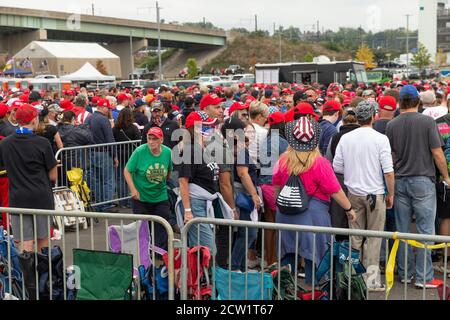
[231, 74, 255, 84]
[197, 76, 222, 84]
[172, 79, 200, 88]
[225, 65, 245, 75]
[142, 80, 173, 89]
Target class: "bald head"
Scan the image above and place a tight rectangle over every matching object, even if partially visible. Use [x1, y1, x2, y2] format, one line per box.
[224, 87, 234, 99]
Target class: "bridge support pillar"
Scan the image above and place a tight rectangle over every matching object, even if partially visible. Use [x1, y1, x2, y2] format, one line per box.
[106, 38, 148, 80]
[0, 29, 47, 56]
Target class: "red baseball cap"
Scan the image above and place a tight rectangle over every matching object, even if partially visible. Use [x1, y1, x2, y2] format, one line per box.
[91, 96, 100, 104]
[97, 98, 112, 109]
[296, 102, 320, 121]
[322, 100, 341, 113]
[59, 99, 74, 111]
[379, 96, 397, 112]
[268, 112, 285, 125]
[64, 90, 75, 96]
[185, 111, 218, 129]
[229, 102, 248, 115]
[15, 104, 38, 125]
[147, 127, 164, 139]
[9, 100, 23, 111]
[148, 88, 155, 94]
[19, 94, 29, 103]
[199, 94, 225, 110]
[172, 105, 180, 112]
[0, 103, 9, 118]
[117, 93, 129, 102]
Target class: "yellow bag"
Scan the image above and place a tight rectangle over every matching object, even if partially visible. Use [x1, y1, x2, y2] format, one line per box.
[67, 168, 91, 206]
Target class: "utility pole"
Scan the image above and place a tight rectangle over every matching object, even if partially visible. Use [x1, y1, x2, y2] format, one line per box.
[405, 14, 411, 69]
[317, 20, 320, 39]
[129, 30, 134, 80]
[279, 26, 282, 63]
[156, 1, 163, 80]
[273, 22, 276, 36]
[255, 14, 258, 32]
[203, 17, 206, 27]
[91, 3, 95, 15]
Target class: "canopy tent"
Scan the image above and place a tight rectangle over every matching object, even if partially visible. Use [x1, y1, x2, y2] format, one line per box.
[60, 62, 116, 82]
[1, 67, 32, 76]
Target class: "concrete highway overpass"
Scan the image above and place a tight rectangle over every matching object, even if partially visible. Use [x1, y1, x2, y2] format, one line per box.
[0, 6, 227, 78]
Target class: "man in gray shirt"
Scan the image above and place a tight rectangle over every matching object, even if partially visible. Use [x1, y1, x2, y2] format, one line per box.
[386, 85, 450, 289]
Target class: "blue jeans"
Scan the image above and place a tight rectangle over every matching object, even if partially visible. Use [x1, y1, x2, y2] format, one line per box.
[116, 161, 131, 208]
[89, 151, 115, 212]
[380, 207, 396, 263]
[395, 176, 436, 284]
[231, 209, 258, 271]
[188, 198, 216, 255]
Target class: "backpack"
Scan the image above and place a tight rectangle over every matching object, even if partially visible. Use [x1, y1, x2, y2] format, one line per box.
[0, 227, 26, 300]
[276, 175, 311, 215]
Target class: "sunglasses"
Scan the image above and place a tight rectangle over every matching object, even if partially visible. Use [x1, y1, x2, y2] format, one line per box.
[152, 109, 162, 112]
[241, 113, 249, 118]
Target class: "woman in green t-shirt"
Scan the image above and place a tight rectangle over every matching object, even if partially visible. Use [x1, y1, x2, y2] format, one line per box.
[124, 126, 172, 250]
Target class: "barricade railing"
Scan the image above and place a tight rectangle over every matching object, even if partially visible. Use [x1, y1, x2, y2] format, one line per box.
[0, 207, 175, 300]
[180, 218, 450, 301]
[54, 140, 141, 209]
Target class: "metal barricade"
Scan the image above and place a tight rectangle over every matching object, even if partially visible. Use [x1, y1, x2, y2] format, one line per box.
[180, 218, 450, 301]
[54, 140, 141, 209]
[0, 207, 175, 300]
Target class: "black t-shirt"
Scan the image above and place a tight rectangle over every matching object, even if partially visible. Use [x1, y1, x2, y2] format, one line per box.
[40, 125, 58, 153]
[0, 120, 17, 137]
[133, 112, 149, 127]
[234, 148, 257, 187]
[373, 119, 390, 135]
[0, 133, 57, 209]
[176, 143, 220, 194]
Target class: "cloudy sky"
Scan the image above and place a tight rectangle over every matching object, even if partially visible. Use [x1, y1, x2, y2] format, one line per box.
[2, 0, 421, 32]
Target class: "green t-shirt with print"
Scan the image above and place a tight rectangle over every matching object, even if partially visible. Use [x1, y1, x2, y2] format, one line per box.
[126, 144, 173, 203]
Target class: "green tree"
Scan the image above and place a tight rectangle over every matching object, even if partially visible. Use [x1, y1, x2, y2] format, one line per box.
[186, 58, 198, 79]
[411, 43, 432, 77]
[303, 53, 314, 62]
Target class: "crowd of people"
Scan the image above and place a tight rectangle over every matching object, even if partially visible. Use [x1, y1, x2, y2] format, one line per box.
[0, 77, 449, 292]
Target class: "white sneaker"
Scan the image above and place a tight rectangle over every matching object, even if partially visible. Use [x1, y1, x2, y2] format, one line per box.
[400, 276, 414, 284]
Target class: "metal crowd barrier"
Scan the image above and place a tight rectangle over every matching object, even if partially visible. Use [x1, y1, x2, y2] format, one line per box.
[54, 140, 141, 208]
[0, 207, 175, 300]
[180, 218, 450, 301]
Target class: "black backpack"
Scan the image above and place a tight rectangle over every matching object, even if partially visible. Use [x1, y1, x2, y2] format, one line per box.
[276, 175, 311, 215]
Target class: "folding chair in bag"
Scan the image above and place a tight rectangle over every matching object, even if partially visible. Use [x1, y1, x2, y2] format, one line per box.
[73, 249, 133, 300]
[52, 187, 88, 234]
[214, 267, 273, 300]
[315, 241, 367, 300]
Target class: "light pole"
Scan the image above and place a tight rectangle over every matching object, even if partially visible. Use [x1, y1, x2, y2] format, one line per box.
[156, 1, 163, 80]
[405, 14, 411, 69]
[129, 30, 134, 80]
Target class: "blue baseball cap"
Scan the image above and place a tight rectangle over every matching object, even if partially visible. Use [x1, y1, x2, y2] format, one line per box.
[400, 85, 419, 99]
[134, 98, 147, 108]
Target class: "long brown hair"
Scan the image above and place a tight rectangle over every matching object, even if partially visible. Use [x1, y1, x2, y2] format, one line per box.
[116, 108, 133, 130]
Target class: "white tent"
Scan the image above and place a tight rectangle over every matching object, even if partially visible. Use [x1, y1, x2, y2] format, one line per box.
[60, 62, 116, 81]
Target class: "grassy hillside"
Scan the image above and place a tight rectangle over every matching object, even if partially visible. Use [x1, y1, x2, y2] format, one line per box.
[204, 34, 353, 71]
